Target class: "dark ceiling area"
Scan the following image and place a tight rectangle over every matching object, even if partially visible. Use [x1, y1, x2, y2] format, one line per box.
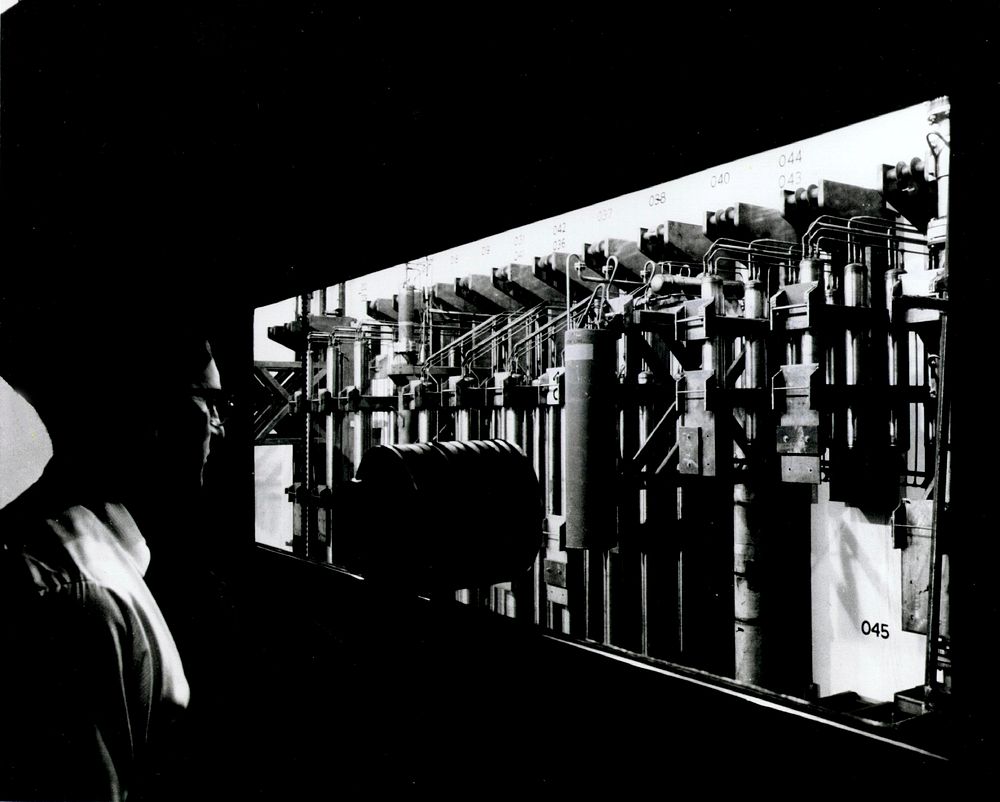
[0, 2, 975, 319]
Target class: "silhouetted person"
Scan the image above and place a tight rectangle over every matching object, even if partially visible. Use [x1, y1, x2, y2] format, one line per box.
[1, 324, 229, 802]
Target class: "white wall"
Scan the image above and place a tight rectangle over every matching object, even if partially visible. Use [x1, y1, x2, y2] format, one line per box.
[254, 444, 294, 551]
[810, 484, 926, 700]
[0, 376, 53, 509]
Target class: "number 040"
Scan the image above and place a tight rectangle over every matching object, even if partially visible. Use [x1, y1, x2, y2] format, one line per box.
[861, 620, 890, 639]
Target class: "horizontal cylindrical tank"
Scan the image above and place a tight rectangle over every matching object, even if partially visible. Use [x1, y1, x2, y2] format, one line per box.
[349, 439, 542, 592]
[649, 273, 745, 299]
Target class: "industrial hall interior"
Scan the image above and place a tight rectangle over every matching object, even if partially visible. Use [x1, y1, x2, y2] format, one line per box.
[1, 2, 997, 796]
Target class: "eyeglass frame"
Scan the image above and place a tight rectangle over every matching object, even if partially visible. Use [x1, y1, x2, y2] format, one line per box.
[189, 389, 235, 429]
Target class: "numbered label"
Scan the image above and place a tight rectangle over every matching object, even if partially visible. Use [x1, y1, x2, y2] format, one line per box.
[512, 232, 525, 261]
[778, 170, 803, 189]
[596, 206, 613, 222]
[710, 171, 731, 188]
[777, 147, 804, 189]
[552, 221, 567, 251]
[648, 191, 667, 207]
[777, 148, 803, 168]
[861, 620, 890, 639]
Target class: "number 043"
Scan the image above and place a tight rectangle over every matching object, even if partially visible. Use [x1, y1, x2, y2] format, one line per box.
[861, 620, 890, 639]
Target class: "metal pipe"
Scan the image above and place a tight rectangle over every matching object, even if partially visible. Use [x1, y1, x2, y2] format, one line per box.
[352, 339, 366, 476]
[418, 410, 433, 443]
[734, 482, 762, 685]
[822, 262, 836, 389]
[303, 341, 314, 559]
[744, 279, 766, 387]
[507, 299, 588, 360]
[742, 281, 765, 446]
[705, 237, 802, 277]
[325, 341, 335, 487]
[804, 219, 928, 260]
[546, 404, 561, 516]
[462, 303, 548, 365]
[637, 371, 654, 526]
[566, 254, 576, 331]
[455, 409, 470, 442]
[423, 312, 505, 368]
[843, 262, 866, 448]
[505, 408, 524, 451]
[925, 313, 950, 692]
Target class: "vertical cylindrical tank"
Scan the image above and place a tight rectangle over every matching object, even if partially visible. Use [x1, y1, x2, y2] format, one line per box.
[701, 272, 725, 309]
[397, 284, 416, 351]
[325, 341, 336, 487]
[564, 327, 618, 550]
[799, 258, 823, 285]
[843, 262, 866, 447]
[744, 279, 766, 390]
[700, 272, 726, 373]
[799, 332, 816, 365]
[843, 262, 866, 308]
[885, 265, 905, 446]
[885, 266, 905, 316]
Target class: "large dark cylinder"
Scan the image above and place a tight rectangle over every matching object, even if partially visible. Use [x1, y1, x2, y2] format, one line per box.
[348, 439, 542, 592]
[564, 328, 618, 550]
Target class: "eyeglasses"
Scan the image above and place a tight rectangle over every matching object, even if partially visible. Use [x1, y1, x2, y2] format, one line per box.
[191, 389, 235, 428]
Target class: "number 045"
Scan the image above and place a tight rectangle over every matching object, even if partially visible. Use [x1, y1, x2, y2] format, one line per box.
[861, 620, 890, 639]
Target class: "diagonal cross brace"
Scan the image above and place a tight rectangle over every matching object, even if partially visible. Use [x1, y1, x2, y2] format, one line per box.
[724, 344, 747, 389]
[631, 401, 678, 471]
[254, 363, 295, 402]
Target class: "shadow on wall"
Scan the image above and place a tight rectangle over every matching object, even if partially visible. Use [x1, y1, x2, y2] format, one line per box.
[812, 485, 924, 701]
[835, 519, 863, 631]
